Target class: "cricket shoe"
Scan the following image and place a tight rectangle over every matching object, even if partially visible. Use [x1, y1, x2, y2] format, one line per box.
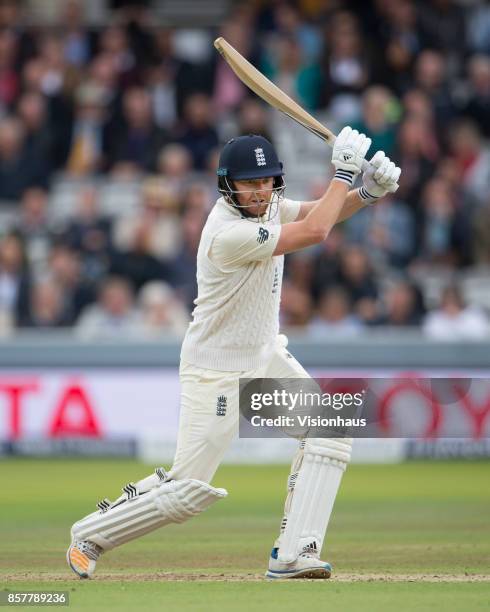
[266, 545, 332, 579]
[67, 539, 103, 579]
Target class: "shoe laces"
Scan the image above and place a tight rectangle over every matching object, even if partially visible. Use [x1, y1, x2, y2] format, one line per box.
[76, 540, 103, 560]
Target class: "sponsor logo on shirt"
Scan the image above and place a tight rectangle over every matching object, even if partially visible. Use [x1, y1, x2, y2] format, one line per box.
[257, 227, 269, 244]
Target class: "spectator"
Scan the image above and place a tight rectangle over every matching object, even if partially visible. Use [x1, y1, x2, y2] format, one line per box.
[346, 195, 415, 268]
[285, 250, 315, 294]
[472, 199, 490, 264]
[147, 60, 177, 130]
[0, 117, 48, 200]
[137, 281, 189, 338]
[213, 21, 251, 115]
[351, 86, 398, 157]
[76, 276, 140, 339]
[308, 286, 363, 338]
[321, 11, 369, 106]
[418, 0, 466, 60]
[261, 35, 323, 110]
[171, 30, 215, 114]
[104, 86, 168, 175]
[48, 243, 95, 324]
[19, 56, 73, 168]
[175, 93, 219, 170]
[423, 285, 490, 340]
[21, 57, 46, 96]
[114, 177, 181, 261]
[394, 115, 438, 211]
[20, 276, 70, 329]
[157, 143, 193, 195]
[0, 233, 30, 326]
[236, 98, 273, 143]
[59, 0, 93, 68]
[0, 0, 35, 67]
[37, 34, 74, 99]
[311, 225, 344, 303]
[271, 1, 322, 61]
[419, 177, 457, 264]
[15, 187, 53, 276]
[280, 281, 313, 329]
[467, 1, 490, 54]
[0, 28, 19, 109]
[379, 0, 426, 93]
[459, 55, 490, 139]
[413, 49, 455, 126]
[336, 245, 379, 311]
[168, 190, 207, 310]
[16, 91, 53, 175]
[372, 280, 425, 327]
[110, 213, 173, 291]
[63, 186, 113, 283]
[402, 88, 435, 124]
[448, 119, 490, 208]
[87, 52, 119, 108]
[66, 83, 109, 175]
[97, 25, 137, 88]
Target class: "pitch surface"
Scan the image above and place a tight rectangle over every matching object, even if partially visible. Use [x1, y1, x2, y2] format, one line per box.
[1, 459, 489, 610]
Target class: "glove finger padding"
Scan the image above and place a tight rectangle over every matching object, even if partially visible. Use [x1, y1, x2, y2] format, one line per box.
[373, 157, 390, 182]
[355, 132, 372, 160]
[378, 160, 396, 184]
[335, 125, 351, 148]
[332, 126, 372, 182]
[369, 150, 385, 168]
[385, 166, 401, 192]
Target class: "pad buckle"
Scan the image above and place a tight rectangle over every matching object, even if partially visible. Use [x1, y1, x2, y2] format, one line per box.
[123, 483, 138, 500]
[96, 498, 111, 513]
[155, 467, 168, 482]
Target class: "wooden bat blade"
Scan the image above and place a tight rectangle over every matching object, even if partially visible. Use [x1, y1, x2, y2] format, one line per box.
[214, 37, 336, 146]
[214, 37, 399, 191]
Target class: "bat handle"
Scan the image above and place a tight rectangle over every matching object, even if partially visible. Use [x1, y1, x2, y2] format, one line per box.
[360, 158, 399, 193]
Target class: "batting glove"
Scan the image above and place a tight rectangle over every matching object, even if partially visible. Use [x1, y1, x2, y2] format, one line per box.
[358, 151, 401, 204]
[331, 127, 372, 186]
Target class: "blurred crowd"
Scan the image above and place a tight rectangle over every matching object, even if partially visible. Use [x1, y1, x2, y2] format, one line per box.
[0, 0, 489, 340]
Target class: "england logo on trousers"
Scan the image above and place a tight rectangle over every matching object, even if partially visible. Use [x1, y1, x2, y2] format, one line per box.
[216, 395, 227, 416]
[255, 147, 266, 166]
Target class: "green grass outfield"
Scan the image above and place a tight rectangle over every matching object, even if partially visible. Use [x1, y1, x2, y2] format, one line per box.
[0, 459, 489, 611]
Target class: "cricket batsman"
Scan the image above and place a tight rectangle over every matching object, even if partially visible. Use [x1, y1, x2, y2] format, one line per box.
[67, 127, 400, 579]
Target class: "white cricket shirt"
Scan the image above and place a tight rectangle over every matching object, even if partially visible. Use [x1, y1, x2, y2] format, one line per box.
[180, 196, 301, 371]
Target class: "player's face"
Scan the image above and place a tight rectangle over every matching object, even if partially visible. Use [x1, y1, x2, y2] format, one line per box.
[233, 177, 274, 217]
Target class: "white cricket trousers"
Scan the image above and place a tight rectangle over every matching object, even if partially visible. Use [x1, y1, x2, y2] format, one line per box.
[168, 334, 308, 483]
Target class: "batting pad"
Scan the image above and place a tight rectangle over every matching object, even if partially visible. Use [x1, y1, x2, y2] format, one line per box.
[278, 438, 352, 563]
[71, 479, 227, 551]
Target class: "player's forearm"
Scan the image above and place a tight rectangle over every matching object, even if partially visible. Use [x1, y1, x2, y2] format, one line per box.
[335, 189, 366, 223]
[273, 180, 349, 255]
[302, 179, 349, 238]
